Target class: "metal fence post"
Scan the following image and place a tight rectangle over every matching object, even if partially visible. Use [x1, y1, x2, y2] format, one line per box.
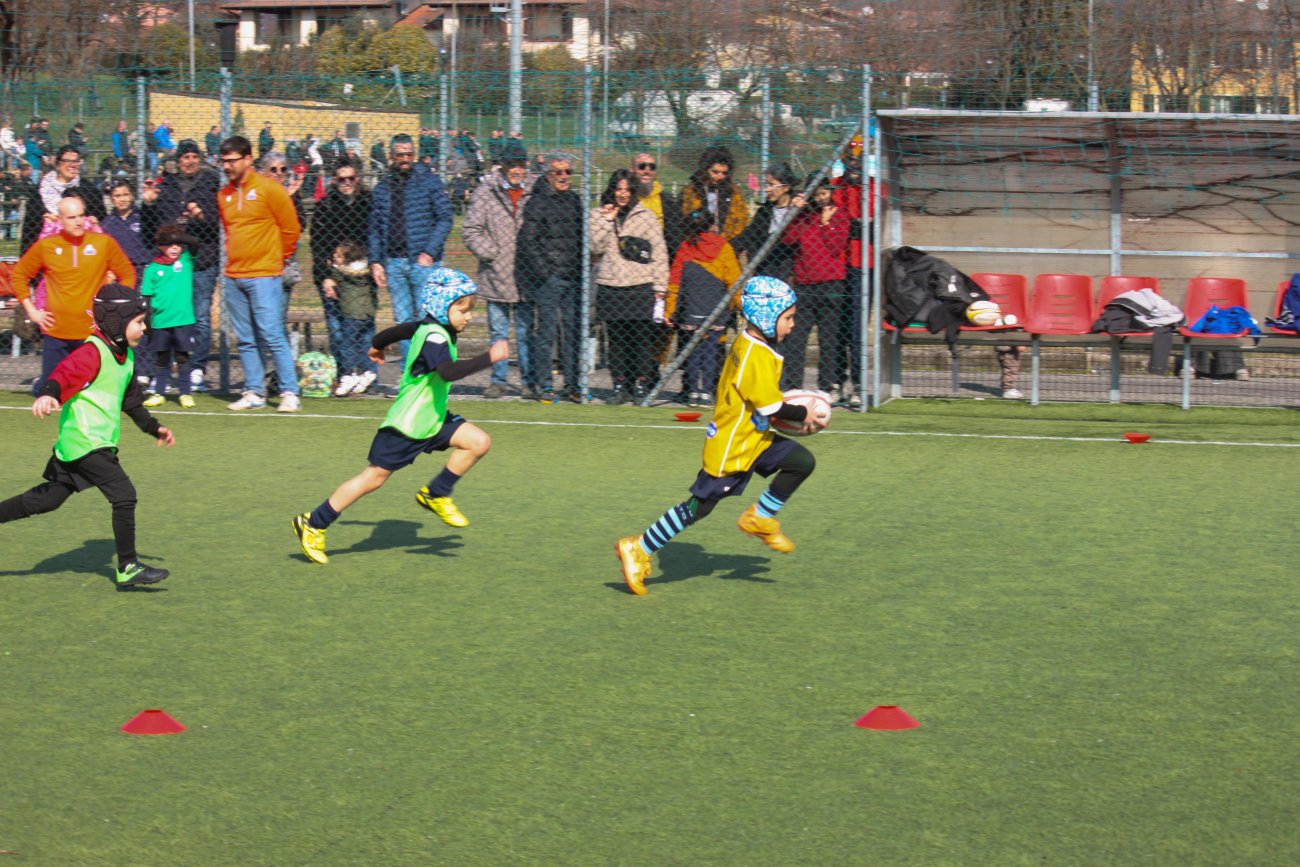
[135, 77, 147, 195]
[868, 65, 884, 408]
[860, 64, 873, 412]
[439, 74, 449, 175]
[218, 68, 234, 394]
[579, 63, 594, 402]
[760, 72, 771, 183]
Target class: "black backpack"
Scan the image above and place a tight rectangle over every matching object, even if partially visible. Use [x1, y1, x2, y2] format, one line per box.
[883, 246, 989, 343]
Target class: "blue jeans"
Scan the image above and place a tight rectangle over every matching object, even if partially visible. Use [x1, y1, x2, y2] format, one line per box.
[526, 275, 580, 391]
[225, 275, 299, 396]
[336, 317, 374, 375]
[383, 257, 433, 356]
[486, 300, 532, 386]
[33, 336, 85, 396]
[191, 267, 217, 370]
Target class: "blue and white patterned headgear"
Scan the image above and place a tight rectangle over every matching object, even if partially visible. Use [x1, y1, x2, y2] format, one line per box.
[741, 276, 797, 339]
[418, 267, 478, 325]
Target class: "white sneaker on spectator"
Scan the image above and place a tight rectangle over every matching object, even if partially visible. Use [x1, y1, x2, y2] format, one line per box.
[190, 369, 207, 393]
[335, 374, 358, 397]
[227, 392, 266, 411]
[352, 370, 377, 394]
[1002, 388, 1025, 400]
[278, 393, 302, 413]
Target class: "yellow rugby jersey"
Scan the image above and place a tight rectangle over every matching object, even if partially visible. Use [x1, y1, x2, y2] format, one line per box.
[702, 330, 786, 476]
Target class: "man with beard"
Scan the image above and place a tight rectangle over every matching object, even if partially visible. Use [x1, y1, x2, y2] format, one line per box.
[631, 152, 682, 259]
[367, 134, 454, 359]
[141, 140, 222, 392]
[216, 135, 302, 412]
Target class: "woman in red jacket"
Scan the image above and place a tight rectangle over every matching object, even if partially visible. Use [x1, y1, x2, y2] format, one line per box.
[779, 177, 849, 393]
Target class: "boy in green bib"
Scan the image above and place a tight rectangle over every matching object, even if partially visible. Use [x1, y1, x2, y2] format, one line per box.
[292, 268, 507, 564]
[0, 284, 177, 587]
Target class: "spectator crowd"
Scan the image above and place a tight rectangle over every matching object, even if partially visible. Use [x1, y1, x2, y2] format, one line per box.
[4, 115, 877, 408]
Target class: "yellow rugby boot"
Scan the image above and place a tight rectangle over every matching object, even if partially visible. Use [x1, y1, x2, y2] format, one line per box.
[416, 487, 469, 527]
[737, 505, 795, 553]
[292, 513, 329, 564]
[615, 536, 651, 596]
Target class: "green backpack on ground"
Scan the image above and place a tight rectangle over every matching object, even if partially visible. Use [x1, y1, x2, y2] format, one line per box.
[297, 351, 337, 398]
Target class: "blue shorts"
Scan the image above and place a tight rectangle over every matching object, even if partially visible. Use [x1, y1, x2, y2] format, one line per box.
[688, 436, 799, 502]
[367, 414, 467, 471]
[150, 325, 197, 355]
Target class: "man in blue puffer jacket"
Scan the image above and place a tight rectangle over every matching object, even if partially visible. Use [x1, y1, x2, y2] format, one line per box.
[368, 134, 454, 357]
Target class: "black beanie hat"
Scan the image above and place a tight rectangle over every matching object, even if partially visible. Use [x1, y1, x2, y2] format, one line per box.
[93, 283, 149, 351]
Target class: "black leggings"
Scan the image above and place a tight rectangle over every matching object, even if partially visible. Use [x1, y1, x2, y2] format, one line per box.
[0, 454, 139, 567]
[686, 441, 816, 523]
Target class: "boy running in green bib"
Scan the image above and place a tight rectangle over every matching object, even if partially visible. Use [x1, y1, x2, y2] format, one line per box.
[292, 268, 507, 564]
[0, 284, 177, 588]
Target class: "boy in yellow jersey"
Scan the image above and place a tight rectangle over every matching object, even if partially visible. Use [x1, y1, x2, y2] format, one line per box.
[616, 276, 823, 595]
[291, 269, 507, 564]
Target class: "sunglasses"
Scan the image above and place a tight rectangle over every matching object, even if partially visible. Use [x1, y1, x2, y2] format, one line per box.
[266, 167, 287, 174]
[337, 175, 357, 182]
[636, 162, 656, 170]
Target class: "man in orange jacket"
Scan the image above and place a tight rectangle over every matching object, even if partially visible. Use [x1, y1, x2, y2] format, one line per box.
[217, 135, 302, 412]
[13, 194, 136, 395]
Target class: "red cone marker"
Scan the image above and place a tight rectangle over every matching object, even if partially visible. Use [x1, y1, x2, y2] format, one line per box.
[121, 709, 186, 735]
[855, 705, 920, 730]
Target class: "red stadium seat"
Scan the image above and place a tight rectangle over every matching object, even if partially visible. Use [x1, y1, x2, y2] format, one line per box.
[967, 273, 1028, 331]
[1267, 279, 1299, 336]
[1179, 277, 1251, 338]
[1026, 273, 1094, 335]
[1095, 276, 1162, 337]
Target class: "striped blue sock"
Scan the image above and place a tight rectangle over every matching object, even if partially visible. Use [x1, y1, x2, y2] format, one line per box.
[639, 502, 694, 555]
[754, 488, 789, 519]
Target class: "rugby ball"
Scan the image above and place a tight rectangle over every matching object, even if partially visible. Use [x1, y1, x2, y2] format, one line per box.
[770, 389, 833, 437]
[966, 299, 1003, 326]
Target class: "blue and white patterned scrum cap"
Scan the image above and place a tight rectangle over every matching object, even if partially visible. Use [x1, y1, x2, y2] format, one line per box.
[418, 267, 478, 325]
[741, 276, 797, 339]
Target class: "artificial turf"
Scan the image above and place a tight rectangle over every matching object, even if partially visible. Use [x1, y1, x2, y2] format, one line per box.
[1, 394, 1296, 865]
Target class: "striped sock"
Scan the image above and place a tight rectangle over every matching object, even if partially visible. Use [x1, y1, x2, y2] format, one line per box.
[754, 488, 789, 519]
[639, 502, 694, 555]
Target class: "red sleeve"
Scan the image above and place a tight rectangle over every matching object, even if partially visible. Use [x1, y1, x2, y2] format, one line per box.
[781, 212, 809, 246]
[48, 342, 101, 402]
[821, 207, 851, 252]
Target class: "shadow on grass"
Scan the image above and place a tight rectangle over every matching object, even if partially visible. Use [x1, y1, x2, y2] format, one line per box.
[290, 519, 465, 561]
[0, 537, 116, 577]
[606, 541, 774, 594]
[0, 538, 170, 591]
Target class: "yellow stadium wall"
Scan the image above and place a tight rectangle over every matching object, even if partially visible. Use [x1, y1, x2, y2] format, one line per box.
[148, 91, 422, 150]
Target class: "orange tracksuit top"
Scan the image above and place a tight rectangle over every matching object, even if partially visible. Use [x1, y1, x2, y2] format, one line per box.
[12, 232, 136, 340]
[218, 171, 302, 279]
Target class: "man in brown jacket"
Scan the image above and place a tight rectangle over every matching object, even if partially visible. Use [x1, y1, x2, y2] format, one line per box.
[462, 159, 533, 398]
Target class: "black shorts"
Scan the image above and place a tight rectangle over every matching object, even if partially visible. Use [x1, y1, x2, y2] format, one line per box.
[43, 448, 134, 498]
[151, 325, 197, 355]
[367, 414, 467, 471]
[688, 436, 799, 502]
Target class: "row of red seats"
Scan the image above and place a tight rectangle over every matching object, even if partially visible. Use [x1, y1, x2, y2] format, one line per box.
[961, 274, 1291, 340]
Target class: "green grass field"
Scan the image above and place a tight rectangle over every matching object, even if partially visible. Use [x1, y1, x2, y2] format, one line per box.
[1, 394, 1297, 865]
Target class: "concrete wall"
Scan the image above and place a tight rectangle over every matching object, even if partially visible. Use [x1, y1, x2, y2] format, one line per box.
[149, 91, 422, 151]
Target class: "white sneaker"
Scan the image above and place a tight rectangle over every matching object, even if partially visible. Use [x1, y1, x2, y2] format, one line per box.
[1002, 388, 1025, 400]
[277, 393, 302, 413]
[227, 392, 266, 411]
[334, 374, 358, 397]
[190, 369, 207, 393]
[352, 370, 377, 394]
